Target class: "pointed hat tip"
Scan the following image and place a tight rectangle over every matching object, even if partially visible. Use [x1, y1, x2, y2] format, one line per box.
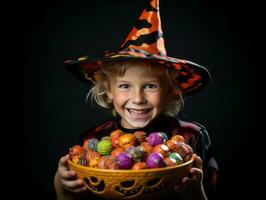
[121, 0, 166, 55]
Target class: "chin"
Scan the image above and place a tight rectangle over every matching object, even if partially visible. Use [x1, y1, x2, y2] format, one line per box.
[125, 118, 152, 129]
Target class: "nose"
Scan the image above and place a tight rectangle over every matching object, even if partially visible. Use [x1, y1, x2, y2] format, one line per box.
[132, 89, 146, 104]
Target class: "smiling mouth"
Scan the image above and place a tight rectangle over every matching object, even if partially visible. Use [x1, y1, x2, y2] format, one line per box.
[127, 108, 151, 115]
[125, 108, 152, 121]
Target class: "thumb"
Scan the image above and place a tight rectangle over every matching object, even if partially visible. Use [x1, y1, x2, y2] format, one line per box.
[192, 154, 202, 169]
[59, 154, 70, 170]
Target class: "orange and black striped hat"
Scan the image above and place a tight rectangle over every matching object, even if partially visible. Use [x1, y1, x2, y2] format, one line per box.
[65, 0, 210, 96]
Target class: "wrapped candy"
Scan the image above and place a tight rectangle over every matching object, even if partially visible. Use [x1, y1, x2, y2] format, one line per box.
[171, 135, 185, 144]
[165, 140, 177, 152]
[69, 145, 85, 157]
[146, 152, 165, 168]
[116, 152, 133, 169]
[110, 129, 123, 139]
[134, 131, 147, 144]
[98, 156, 109, 169]
[89, 157, 100, 168]
[118, 134, 136, 149]
[111, 136, 120, 148]
[146, 132, 164, 146]
[140, 142, 153, 155]
[153, 144, 170, 158]
[111, 147, 124, 157]
[77, 157, 88, 166]
[158, 132, 168, 141]
[101, 136, 110, 141]
[131, 162, 148, 170]
[88, 138, 99, 151]
[105, 156, 118, 169]
[85, 149, 100, 161]
[163, 157, 177, 167]
[69, 145, 86, 164]
[125, 146, 145, 162]
[169, 152, 183, 165]
[172, 142, 193, 162]
[97, 140, 113, 156]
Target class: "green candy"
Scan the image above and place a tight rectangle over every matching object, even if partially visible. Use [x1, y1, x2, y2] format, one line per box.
[97, 140, 112, 156]
[169, 152, 183, 164]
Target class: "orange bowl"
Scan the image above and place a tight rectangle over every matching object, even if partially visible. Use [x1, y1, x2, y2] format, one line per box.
[67, 157, 194, 200]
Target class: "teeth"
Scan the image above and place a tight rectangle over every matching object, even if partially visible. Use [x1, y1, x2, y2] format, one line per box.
[128, 109, 149, 114]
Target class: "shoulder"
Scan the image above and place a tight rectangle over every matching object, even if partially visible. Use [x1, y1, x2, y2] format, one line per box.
[168, 117, 208, 144]
[177, 118, 206, 132]
[170, 118, 212, 159]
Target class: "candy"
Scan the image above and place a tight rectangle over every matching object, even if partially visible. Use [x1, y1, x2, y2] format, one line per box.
[72, 129, 194, 170]
[147, 132, 164, 146]
[169, 152, 183, 165]
[153, 144, 170, 158]
[116, 153, 133, 169]
[131, 162, 148, 170]
[171, 135, 185, 143]
[118, 134, 136, 149]
[126, 146, 145, 162]
[97, 140, 113, 156]
[89, 157, 100, 168]
[111, 147, 124, 157]
[163, 157, 177, 167]
[140, 142, 153, 155]
[172, 142, 193, 162]
[88, 138, 99, 151]
[146, 152, 165, 168]
[158, 132, 169, 141]
[77, 157, 88, 166]
[111, 136, 120, 148]
[110, 129, 123, 139]
[134, 131, 147, 144]
[85, 149, 100, 161]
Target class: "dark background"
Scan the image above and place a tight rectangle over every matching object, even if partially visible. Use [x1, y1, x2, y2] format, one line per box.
[5, 0, 263, 199]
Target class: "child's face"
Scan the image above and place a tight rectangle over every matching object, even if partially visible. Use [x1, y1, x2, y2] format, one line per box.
[106, 64, 167, 129]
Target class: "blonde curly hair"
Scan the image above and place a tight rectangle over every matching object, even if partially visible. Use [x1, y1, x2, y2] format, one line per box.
[87, 61, 184, 117]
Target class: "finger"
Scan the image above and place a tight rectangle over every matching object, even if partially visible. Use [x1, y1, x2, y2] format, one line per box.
[192, 154, 202, 169]
[61, 178, 84, 190]
[61, 170, 77, 180]
[190, 167, 203, 182]
[58, 154, 71, 172]
[181, 176, 190, 184]
[69, 185, 88, 194]
[59, 154, 70, 167]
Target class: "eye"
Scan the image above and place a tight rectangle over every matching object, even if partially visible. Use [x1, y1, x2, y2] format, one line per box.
[119, 84, 130, 89]
[145, 83, 158, 89]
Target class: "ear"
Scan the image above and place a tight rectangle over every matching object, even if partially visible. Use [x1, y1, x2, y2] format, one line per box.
[106, 90, 113, 100]
[104, 81, 113, 100]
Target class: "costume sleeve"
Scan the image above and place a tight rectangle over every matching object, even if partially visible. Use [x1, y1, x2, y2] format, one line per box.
[194, 126, 218, 199]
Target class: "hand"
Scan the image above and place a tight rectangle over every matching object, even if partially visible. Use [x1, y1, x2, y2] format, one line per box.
[174, 154, 207, 200]
[54, 154, 88, 199]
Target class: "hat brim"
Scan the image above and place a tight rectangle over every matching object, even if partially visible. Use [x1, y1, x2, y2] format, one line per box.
[65, 48, 210, 96]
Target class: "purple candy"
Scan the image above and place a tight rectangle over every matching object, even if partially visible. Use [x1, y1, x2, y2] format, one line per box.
[146, 152, 165, 168]
[116, 152, 133, 169]
[146, 133, 164, 146]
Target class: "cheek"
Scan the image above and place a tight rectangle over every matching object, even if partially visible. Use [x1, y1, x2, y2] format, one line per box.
[149, 93, 165, 108]
[112, 94, 128, 107]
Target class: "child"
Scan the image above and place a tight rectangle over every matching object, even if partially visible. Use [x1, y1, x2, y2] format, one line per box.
[54, 0, 218, 199]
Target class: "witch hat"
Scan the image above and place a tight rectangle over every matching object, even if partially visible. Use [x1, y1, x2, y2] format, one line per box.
[65, 0, 210, 96]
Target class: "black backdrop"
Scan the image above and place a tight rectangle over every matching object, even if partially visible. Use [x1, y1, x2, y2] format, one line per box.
[6, 0, 263, 199]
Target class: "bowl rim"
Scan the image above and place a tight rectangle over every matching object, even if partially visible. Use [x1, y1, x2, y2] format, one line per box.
[67, 156, 194, 174]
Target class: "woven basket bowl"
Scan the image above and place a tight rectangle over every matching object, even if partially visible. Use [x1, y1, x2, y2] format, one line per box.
[67, 157, 194, 200]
